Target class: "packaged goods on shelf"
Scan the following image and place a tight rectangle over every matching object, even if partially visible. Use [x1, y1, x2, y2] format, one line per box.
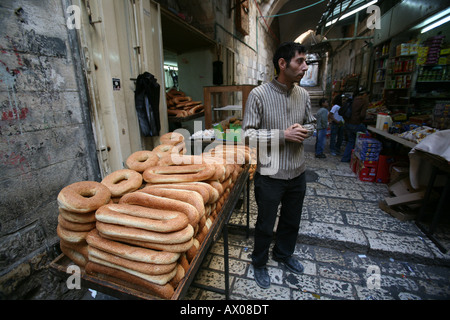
[354, 136, 382, 161]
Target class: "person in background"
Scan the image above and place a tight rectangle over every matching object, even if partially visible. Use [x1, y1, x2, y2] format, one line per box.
[328, 94, 345, 156]
[242, 42, 316, 289]
[315, 98, 329, 158]
[341, 87, 369, 162]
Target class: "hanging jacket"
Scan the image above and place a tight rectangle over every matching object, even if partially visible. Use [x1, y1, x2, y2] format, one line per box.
[134, 72, 161, 137]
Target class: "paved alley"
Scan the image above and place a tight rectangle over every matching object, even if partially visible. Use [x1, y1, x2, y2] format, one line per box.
[183, 136, 450, 300]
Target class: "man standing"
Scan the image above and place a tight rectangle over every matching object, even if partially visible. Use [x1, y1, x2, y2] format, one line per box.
[242, 42, 316, 289]
[315, 98, 329, 159]
[341, 87, 369, 162]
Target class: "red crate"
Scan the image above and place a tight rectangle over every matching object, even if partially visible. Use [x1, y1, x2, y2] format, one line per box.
[376, 155, 395, 183]
[357, 159, 378, 182]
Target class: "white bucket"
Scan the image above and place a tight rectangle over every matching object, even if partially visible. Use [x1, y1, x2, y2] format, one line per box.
[376, 113, 392, 130]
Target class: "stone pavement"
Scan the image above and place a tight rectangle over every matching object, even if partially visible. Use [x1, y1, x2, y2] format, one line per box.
[183, 136, 450, 300]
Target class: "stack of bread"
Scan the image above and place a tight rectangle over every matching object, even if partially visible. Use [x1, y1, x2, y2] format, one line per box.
[57, 181, 111, 267]
[56, 132, 255, 299]
[166, 88, 204, 118]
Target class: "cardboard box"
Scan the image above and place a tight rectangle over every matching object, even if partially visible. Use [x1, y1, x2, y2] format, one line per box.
[357, 159, 378, 182]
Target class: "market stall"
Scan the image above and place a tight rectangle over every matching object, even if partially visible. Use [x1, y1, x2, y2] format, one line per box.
[50, 133, 254, 300]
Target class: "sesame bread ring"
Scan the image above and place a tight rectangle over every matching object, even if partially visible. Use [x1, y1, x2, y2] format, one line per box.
[140, 186, 205, 218]
[60, 242, 88, 266]
[88, 246, 177, 276]
[85, 262, 175, 299]
[159, 132, 184, 146]
[142, 183, 210, 204]
[142, 164, 215, 184]
[58, 214, 96, 232]
[101, 169, 143, 197]
[126, 150, 159, 173]
[100, 233, 194, 253]
[86, 229, 180, 264]
[96, 221, 194, 245]
[59, 207, 96, 223]
[57, 181, 111, 213]
[119, 191, 199, 227]
[57, 224, 90, 244]
[95, 203, 189, 233]
[173, 96, 191, 104]
[88, 255, 178, 286]
[152, 144, 180, 159]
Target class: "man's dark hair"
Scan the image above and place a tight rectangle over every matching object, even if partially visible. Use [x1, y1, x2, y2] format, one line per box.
[272, 42, 307, 75]
[332, 94, 342, 106]
[318, 98, 327, 107]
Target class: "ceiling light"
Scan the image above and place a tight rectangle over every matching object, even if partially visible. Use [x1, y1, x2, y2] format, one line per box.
[413, 8, 450, 30]
[326, 0, 378, 27]
[421, 14, 450, 33]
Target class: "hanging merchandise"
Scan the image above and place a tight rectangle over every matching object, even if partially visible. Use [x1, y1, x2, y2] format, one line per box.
[134, 72, 161, 137]
[213, 44, 223, 85]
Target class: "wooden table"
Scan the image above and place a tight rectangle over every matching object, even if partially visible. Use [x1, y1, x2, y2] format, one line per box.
[367, 126, 417, 149]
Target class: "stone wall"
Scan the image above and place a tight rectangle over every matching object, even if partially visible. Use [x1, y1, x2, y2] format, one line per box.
[0, 0, 99, 299]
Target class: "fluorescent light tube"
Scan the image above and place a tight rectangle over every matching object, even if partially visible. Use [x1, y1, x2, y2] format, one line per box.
[421, 14, 450, 33]
[414, 8, 450, 30]
[326, 0, 378, 27]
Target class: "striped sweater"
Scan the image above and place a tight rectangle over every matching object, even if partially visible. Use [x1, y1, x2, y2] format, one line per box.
[242, 78, 316, 179]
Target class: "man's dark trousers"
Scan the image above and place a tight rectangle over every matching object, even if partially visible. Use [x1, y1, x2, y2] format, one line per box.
[251, 171, 306, 268]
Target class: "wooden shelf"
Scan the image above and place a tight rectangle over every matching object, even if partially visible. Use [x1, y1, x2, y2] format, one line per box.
[203, 85, 255, 129]
[367, 126, 417, 149]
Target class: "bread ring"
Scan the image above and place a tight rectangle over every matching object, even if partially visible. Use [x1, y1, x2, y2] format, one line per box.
[85, 262, 175, 299]
[176, 110, 188, 117]
[58, 214, 96, 232]
[59, 207, 96, 223]
[57, 224, 89, 243]
[88, 246, 177, 275]
[173, 96, 191, 104]
[143, 164, 215, 184]
[152, 144, 180, 160]
[101, 169, 143, 197]
[159, 132, 184, 146]
[57, 181, 111, 213]
[143, 183, 210, 204]
[168, 88, 185, 96]
[169, 264, 185, 289]
[184, 100, 202, 107]
[86, 229, 180, 264]
[140, 186, 205, 218]
[186, 238, 200, 262]
[167, 109, 185, 117]
[188, 104, 204, 115]
[95, 203, 189, 233]
[119, 191, 199, 227]
[60, 242, 88, 266]
[101, 234, 194, 253]
[157, 154, 205, 166]
[208, 180, 224, 196]
[88, 255, 177, 286]
[96, 221, 194, 245]
[126, 151, 159, 173]
[182, 182, 220, 204]
[210, 164, 226, 181]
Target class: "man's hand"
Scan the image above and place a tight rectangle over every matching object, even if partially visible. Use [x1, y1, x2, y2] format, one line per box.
[284, 123, 308, 143]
